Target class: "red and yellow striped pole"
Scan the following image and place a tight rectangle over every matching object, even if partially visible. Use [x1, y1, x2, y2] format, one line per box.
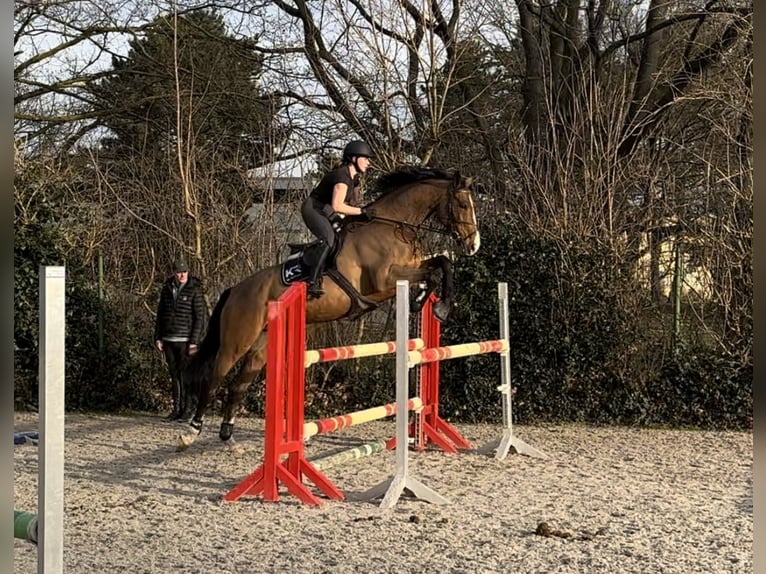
[305, 338, 424, 367]
[410, 339, 508, 365]
[304, 398, 423, 439]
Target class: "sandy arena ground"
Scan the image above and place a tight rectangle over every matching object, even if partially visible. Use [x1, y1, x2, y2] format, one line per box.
[13, 412, 752, 573]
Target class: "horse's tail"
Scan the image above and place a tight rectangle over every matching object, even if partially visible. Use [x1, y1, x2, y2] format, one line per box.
[185, 288, 231, 401]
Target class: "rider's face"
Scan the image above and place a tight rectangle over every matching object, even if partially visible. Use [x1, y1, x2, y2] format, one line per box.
[356, 156, 371, 173]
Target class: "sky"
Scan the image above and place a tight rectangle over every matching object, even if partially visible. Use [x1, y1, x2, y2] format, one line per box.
[14, 0, 658, 177]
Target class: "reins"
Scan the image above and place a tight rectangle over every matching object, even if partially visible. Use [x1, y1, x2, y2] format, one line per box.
[347, 173, 479, 246]
[364, 209, 477, 244]
[366, 213, 448, 236]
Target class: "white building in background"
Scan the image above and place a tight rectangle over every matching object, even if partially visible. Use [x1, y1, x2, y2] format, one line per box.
[245, 175, 317, 253]
[634, 219, 714, 302]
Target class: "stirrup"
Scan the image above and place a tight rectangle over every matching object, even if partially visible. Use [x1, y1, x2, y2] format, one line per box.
[307, 284, 325, 298]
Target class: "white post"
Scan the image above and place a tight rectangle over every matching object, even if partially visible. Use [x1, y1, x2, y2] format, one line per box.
[39, 266, 65, 574]
[480, 282, 547, 459]
[363, 280, 449, 508]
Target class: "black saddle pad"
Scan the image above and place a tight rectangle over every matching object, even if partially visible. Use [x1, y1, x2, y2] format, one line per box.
[281, 252, 311, 285]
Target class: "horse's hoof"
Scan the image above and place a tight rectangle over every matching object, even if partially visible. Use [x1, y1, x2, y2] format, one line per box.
[433, 300, 451, 322]
[176, 431, 199, 451]
[410, 285, 429, 313]
[219, 422, 234, 442]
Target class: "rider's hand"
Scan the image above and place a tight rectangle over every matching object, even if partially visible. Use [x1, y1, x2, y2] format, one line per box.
[188, 343, 198, 356]
[155, 339, 164, 352]
[361, 206, 376, 219]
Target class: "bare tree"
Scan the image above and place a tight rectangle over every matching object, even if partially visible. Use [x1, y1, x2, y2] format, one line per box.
[14, 0, 157, 149]
[247, 0, 504, 170]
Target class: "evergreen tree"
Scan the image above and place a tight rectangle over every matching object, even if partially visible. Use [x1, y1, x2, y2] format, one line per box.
[92, 10, 284, 176]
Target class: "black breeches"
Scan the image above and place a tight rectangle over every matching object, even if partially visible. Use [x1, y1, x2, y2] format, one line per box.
[301, 198, 336, 248]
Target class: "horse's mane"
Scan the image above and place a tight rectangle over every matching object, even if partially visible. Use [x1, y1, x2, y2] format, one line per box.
[370, 166, 453, 197]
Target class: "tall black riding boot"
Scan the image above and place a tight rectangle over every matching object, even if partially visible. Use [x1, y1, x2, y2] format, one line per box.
[307, 242, 332, 298]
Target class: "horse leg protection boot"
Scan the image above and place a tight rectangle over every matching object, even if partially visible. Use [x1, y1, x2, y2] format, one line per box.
[308, 242, 332, 298]
[219, 422, 234, 441]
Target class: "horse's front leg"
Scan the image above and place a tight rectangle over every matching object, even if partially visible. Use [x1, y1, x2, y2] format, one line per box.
[386, 255, 454, 321]
[382, 265, 429, 301]
[425, 255, 454, 322]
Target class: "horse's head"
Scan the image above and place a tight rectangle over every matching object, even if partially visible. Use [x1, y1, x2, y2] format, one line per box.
[440, 171, 480, 256]
[366, 166, 480, 256]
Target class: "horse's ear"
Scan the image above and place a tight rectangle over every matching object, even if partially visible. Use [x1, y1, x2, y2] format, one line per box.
[452, 171, 474, 191]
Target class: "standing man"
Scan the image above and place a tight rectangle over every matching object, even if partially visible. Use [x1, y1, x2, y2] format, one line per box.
[154, 259, 208, 421]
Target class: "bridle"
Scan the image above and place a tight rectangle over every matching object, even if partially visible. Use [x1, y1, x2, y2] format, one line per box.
[361, 186, 478, 248]
[447, 188, 479, 244]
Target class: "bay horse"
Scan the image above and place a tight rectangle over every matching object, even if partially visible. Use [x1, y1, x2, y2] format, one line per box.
[178, 167, 480, 451]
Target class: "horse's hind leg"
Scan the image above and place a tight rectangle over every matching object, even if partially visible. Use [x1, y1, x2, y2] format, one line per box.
[177, 350, 240, 451]
[219, 335, 267, 453]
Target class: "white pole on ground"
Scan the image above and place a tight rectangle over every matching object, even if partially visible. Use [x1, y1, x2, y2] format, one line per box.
[363, 280, 449, 509]
[39, 265, 65, 574]
[480, 282, 548, 460]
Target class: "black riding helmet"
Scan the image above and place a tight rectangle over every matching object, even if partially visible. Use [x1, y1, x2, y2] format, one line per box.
[342, 140, 373, 162]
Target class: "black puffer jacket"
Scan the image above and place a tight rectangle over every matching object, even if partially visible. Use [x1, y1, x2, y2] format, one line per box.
[153, 276, 208, 344]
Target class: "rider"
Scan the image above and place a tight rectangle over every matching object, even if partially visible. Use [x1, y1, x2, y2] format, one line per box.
[300, 139, 374, 298]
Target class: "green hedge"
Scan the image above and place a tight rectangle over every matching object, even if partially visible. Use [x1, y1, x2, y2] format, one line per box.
[14, 220, 167, 414]
[436, 219, 751, 430]
[14, 212, 751, 430]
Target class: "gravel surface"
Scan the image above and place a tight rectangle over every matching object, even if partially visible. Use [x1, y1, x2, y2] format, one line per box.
[13, 412, 752, 574]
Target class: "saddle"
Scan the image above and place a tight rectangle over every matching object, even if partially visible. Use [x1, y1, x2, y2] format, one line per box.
[281, 238, 340, 285]
[280, 218, 379, 320]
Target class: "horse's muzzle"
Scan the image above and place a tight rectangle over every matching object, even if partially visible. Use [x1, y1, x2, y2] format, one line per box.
[461, 230, 480, 256]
